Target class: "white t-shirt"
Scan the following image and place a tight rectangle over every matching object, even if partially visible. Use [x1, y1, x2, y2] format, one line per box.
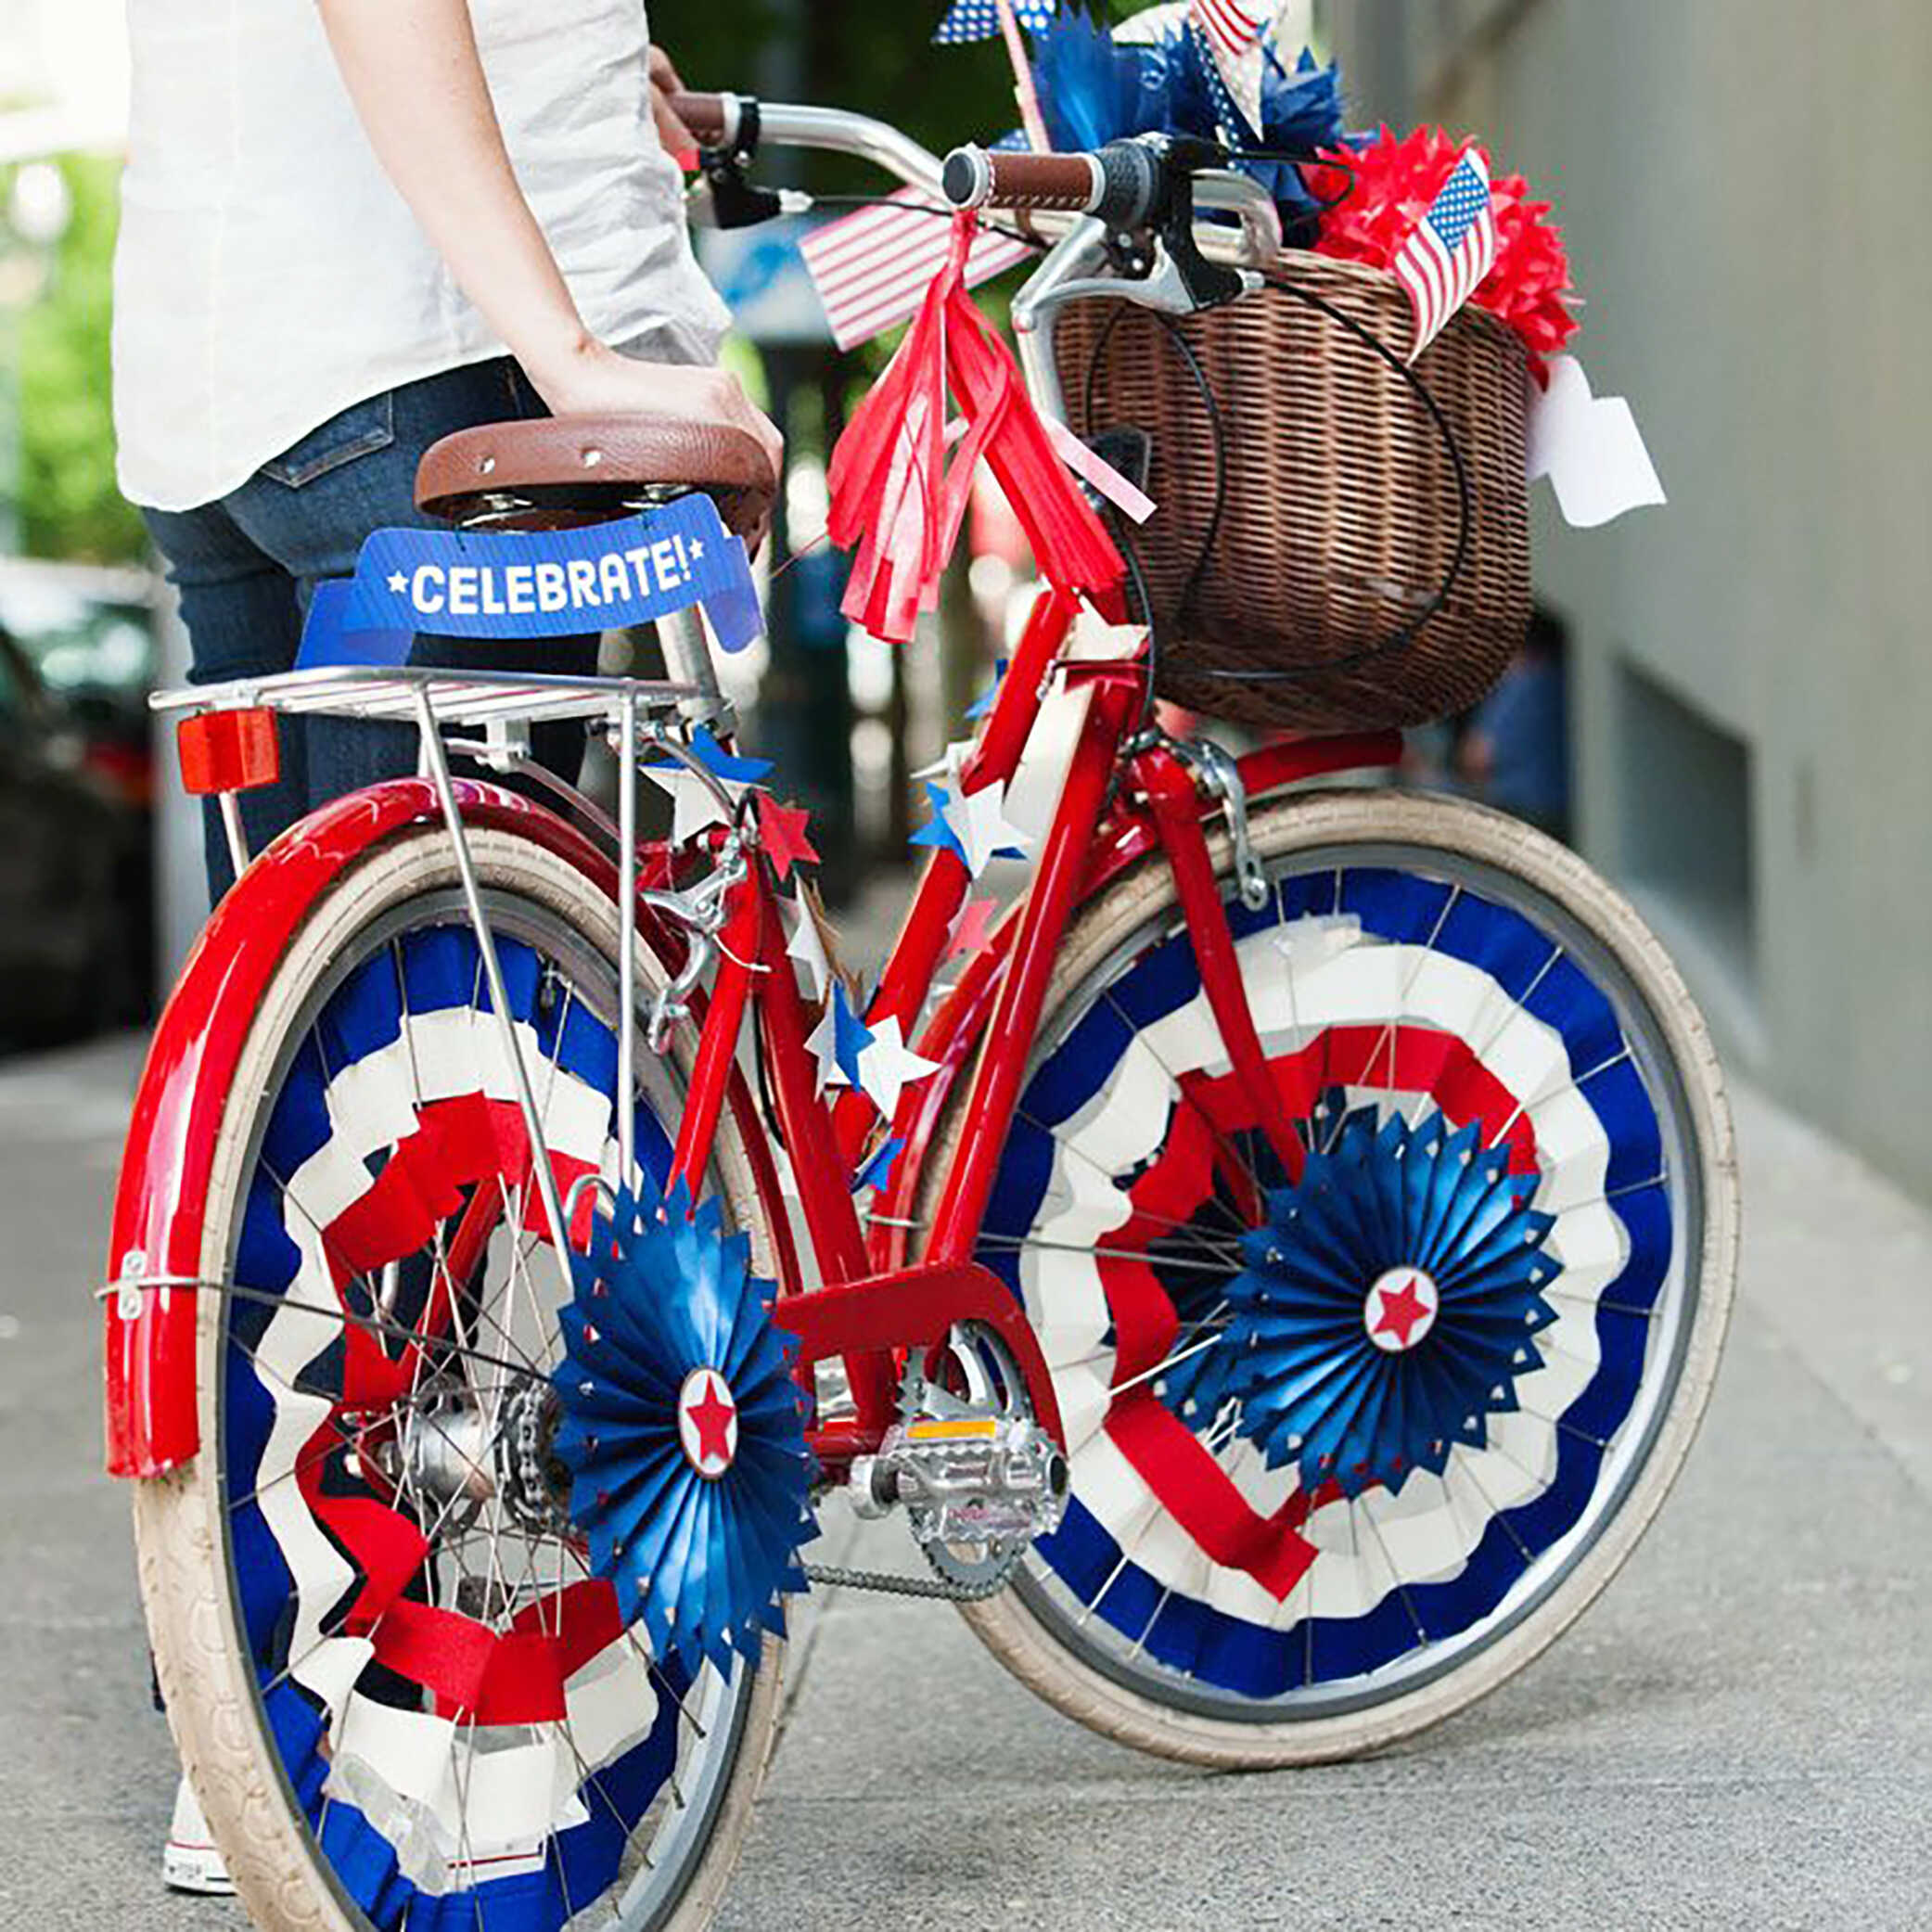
[111, 0, 731, 511]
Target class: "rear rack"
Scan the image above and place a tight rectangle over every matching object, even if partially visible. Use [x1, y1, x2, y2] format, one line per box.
[150, 662, 717, 733]
[154, 663, 749, 1285]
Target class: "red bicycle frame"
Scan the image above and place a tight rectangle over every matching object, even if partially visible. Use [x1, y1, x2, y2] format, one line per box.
[102, 591, 1394, 1480]
[658, 583, 1400, 1471]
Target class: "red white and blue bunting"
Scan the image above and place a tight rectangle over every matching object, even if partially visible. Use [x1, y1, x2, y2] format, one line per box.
[979, 863, 1671, 1695]
[221, 925, 706, 1927]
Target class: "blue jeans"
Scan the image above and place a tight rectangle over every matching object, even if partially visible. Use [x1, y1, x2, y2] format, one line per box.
[143, 357, 599, 898]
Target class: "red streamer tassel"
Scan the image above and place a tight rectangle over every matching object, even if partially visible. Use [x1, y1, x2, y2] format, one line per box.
[828, 214, 1123, 645]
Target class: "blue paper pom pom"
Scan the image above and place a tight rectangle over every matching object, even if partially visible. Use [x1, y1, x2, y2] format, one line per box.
[1024, 6, 1347, 222]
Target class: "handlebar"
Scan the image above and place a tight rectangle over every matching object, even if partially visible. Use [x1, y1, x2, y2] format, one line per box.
[946, 136, 1263, 311]
[670, 91, 948, 198]
[666, 94, 1284, 463]
[669, 96, 1279, 263]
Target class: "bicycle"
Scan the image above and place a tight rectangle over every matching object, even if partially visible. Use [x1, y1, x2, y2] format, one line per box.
[104, 99, 1738, 1932]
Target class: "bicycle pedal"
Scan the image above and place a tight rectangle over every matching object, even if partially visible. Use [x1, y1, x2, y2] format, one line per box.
[849, 1409, 1068, 1552]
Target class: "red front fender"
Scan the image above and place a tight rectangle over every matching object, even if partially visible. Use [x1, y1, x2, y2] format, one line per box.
[102, 779, 787, 1478]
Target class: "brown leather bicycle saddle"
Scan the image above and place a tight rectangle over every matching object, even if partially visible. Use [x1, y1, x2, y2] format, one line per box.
[415, 415, 777, 542]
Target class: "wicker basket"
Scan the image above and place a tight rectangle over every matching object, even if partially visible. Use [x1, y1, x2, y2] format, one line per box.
[1053, 251, 1532, 735]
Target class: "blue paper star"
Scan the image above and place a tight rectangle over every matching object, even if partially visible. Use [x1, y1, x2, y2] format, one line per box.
[689, 725, 774, 787]
[831, 984, 874, 1087]
[910, 779, 970, 866]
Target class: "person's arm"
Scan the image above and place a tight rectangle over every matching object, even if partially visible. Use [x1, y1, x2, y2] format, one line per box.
[313, 0, 780, 471]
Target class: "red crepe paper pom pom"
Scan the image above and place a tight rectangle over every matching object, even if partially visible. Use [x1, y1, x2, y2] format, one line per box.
[1310, 124, 1579, 376]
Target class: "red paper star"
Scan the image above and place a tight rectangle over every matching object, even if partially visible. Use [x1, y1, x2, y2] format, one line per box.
[685, 1375, 737, 1468]
[945, 896, 1000, 963]
[758, 795, 820, 881]
[1372, 1275, 1433, 1349]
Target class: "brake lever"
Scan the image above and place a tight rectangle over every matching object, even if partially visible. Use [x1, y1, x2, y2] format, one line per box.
[1156, 141, 1251, 312]
[690, 155, 788, 230]
[686, 97, 800, 231]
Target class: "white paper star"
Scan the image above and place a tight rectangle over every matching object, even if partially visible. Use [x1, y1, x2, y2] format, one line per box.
[944, 778, 1030, 876]
[853, 1016, 940, 1120]
[781, 895, 832, 1003]
[643, 765, 741, 847]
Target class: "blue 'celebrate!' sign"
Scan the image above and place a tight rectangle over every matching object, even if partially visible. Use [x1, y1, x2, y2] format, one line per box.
[298, 493, 762, 670]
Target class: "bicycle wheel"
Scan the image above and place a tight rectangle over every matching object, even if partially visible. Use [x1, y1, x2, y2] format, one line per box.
[134, 824, 784, 1930]
[923, 789, 1736, 1766]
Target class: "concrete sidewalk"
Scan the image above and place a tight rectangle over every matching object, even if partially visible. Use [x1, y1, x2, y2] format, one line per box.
[0, 1037, 1926, 1929]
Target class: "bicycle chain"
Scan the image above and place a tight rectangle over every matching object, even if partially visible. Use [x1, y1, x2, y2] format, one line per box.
[800, 1559, 1015, 1602]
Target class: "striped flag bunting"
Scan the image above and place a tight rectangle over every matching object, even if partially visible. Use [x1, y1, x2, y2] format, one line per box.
[1190, 0, 1273, 65]
[800, 188, 1033, 352]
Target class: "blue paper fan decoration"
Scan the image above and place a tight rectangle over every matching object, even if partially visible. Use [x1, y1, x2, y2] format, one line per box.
[1225, 1107, 1563, 1498]
[552, 1184, 816, 1676]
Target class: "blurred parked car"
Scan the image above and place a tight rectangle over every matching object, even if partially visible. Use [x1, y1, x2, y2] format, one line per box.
[0, 559, 159, 1045]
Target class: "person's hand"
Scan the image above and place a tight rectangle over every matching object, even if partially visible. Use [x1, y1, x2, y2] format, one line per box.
[528, 339, 784, 481]
[647, 45, 697, 160]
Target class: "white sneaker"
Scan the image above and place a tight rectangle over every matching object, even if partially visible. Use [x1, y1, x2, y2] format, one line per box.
[162, 1773, 235, 1896]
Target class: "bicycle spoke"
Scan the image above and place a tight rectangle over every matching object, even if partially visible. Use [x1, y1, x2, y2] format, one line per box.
[978, 1233, 1243, 1275]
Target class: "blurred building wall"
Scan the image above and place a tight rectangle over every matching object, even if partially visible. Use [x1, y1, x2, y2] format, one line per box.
[1334, 0, 1932, 1197]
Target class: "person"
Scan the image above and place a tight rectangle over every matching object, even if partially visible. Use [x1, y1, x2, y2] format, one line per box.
[1454, 607, 1573, 842]
[114, 0, 782, 902]
[111, 0, 779, 1890]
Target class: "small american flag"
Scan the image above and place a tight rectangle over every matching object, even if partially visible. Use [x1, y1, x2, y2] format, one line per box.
[1393, 147, 1497, 365]
[933, 0, 1056, 43]
[800, 191, 1033, 352]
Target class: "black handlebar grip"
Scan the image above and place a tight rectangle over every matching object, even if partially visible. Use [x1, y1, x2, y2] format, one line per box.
[1090, 140, 1163, 230]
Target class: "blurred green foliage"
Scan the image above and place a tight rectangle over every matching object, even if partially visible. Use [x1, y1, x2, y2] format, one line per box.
[652, 0, 1160, 176]
[8, 154, 144, 565]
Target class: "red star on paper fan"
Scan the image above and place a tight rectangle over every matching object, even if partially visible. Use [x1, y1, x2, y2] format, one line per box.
[945, 896, 999, 964]
[677, 1368, 739, 1477]
[757, 795, 820, 881]
[1368, 1273, 1438, 1351]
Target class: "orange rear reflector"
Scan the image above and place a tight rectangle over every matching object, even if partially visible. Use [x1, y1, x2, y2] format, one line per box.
[177, 708, 281, 797]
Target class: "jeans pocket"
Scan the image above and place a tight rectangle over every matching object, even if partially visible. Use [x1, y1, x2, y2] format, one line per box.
[259, 392, 397, 489]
